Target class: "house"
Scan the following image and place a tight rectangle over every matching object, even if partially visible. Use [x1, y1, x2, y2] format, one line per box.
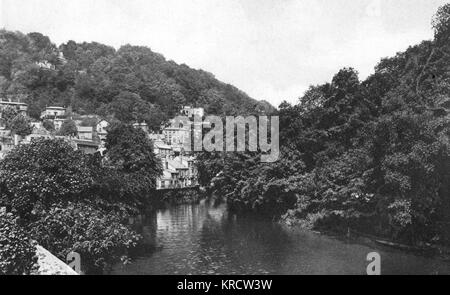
[40, 106, 66, 119]
[22, 127, 52, 145]
[72, 139, 99, 154]
[174, 155, 198, 187]
[181, 106, 204, 118]
[0, 101, 28, 118]
[153, 140, 173, 157]
[149, 133, 165, 142]
[162, 126, 190, 146]
[156, 169, 179, 190]
[166, 157, 189, 188]
[156, 157, 190, 190]
[96, 120, 109, 142]
[52, 118, 66, 131]
[76, 126, 93, 141]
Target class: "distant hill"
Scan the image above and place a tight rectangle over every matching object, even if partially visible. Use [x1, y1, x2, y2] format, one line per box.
[0, 30, 276, 130]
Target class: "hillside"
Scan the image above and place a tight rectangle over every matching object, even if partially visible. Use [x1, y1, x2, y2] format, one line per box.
[0, 30, 276, 130]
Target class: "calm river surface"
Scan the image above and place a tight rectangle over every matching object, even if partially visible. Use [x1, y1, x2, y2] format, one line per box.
[112, 200, 450, 275]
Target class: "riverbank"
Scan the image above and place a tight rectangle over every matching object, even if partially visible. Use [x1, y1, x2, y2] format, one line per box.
[280, 219, 450, 262]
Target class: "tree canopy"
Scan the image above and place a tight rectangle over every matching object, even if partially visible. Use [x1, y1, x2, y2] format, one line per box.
[0, 30, 275, 130]
[0, 139, 92, 217]
[198, 6, 450, 246]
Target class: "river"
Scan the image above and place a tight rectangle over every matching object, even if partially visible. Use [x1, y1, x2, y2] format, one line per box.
[112, 200, 450, 275]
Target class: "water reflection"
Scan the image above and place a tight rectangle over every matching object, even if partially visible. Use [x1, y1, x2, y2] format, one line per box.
[112, 200, 450, 275]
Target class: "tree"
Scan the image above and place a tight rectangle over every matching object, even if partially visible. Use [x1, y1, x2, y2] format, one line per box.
[0, 139, 93, 217]
[0, 212, 38, 275]
[0, 106, 18, 128]
[105, 122, 162, 179]
[42, 119, 55, 132]
[9, 114, 33, 136]
[432, 3, 450, 42]
[58, 119, 78, 137]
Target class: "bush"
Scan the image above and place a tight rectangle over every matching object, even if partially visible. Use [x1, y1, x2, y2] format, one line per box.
[28, 202, 142, 274]
[42, 120, 55, 132]
[0, 139, 93, 217]
[0, 212, 37, 275]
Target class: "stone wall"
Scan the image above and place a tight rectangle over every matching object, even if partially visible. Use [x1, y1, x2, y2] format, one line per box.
[33, 246, 79, 275]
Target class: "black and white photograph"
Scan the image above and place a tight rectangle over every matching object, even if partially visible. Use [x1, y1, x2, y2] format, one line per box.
[0, 0, 450, 281]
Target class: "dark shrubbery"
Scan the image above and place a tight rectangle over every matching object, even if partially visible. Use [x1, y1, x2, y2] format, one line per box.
[0, 135, 160, 273]
[28, 202, 141, 274]
[0, 139, 93, 218]
[0, 212, 37, 275]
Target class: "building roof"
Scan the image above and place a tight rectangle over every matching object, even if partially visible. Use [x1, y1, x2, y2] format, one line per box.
[0, 101, 27, 106]
[168, 159, 188, 170]
[97, 119, 109, 125]
[163, 127, 189, 131]
[76, 126, 93, 133]
[45, 106, 65, 110]
[155, 142, 172, 150]
[161, 170, 173, 180]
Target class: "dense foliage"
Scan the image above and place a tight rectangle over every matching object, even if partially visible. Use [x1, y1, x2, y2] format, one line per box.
[105, 122, 162, 176]
[0, 211, 37, 275]
[0, 137, 161, 273]
[90, 122, 163, 209]
[9, 114, 33, 137]
[0, 139, 92, 217]
[28, 202, 141, 274]
[58, 119, 78, 136]
[199, 6, 450, 246]
[0, 107, 33, 136]
[0, 30, 275, 129]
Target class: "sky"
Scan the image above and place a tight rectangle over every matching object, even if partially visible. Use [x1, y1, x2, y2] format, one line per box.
[0, 0, 448, 107]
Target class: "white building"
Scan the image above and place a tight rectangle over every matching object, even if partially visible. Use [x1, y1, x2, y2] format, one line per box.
[53, 118, 66, 131]
[181, 106, 204, 118]
[154, 140, 173, 157]
[77, 126, 93, 141]
[96, 120, 109, 142]
[156, 169, 179, 190]
[162, 126, 190, 146]
[41, 106, 66, 119]
[174, 155, 198, 187]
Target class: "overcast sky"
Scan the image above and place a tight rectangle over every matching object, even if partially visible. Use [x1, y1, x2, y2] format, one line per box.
[0, 0, 448, 106]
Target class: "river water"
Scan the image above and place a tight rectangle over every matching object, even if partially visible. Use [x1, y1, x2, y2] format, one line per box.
[112, 200, 450, 275]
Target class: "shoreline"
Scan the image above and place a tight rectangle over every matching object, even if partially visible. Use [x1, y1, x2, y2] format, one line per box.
[280, 220, 450, 261]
